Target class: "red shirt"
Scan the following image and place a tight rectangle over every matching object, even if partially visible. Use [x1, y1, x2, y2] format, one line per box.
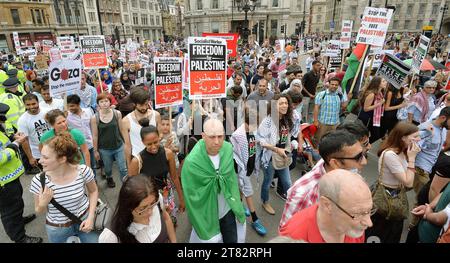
[279, 204, 365, 243]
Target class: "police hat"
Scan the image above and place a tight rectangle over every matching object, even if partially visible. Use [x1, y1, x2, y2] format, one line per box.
[6, 68, 18, 77]
[0, 103, 10, 114]
[2, 77, 20, 89]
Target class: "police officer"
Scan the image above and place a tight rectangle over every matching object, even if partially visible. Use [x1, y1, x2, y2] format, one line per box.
[0, 77, 25, 136]
[6, 69, 27, 96]
[0, 103, 42, 243]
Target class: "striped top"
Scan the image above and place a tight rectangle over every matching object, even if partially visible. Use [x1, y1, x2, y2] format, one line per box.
[30, 165, 95, 224]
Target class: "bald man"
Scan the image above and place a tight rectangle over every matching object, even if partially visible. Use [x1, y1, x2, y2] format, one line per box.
[181, 118, 246, 243]
[280, 169, 374, 243]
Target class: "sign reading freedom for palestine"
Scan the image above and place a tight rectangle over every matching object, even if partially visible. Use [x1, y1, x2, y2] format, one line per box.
[80, 35, 108, 69]
[154, 57, 183, 109]
[376, 53, 411, 89]
[356, 7, 393, 47]
[188, 37, 227, 99]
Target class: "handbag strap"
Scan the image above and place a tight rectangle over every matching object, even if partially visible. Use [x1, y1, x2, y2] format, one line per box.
[378, 150, 403, 189]
[40, 173, 83, 225]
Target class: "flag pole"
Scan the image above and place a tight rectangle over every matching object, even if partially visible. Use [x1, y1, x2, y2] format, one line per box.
[348, 45, 370, 97]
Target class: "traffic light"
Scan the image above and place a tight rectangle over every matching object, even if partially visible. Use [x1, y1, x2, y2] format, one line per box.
[252, 23, 258, 34]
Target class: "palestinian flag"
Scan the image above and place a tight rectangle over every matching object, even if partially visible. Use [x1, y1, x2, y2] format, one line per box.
[342, 43, 368, 94]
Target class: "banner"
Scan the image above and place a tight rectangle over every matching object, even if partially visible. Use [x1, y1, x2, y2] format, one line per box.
[35, 54, 49, 70]
[57, 36, 76, 60]
[80, 35, 108, 69]
[13, 32, 20, 51]
[154, 57, 183, 109]
[306, 38, 313, 51]
[188, 37, 227, 99]
[324, 40, 341, 57]
[340, 20, 353, 49]
[356, 7, 393, 47]
[202, 33, 239, 58]
[411, 35, 431, 74]
[329, 53, 342, 70]
[135, 68, 145, 85]
[49, 59, 82, 97]
[372, 49, 394, 68]
[376, 53, 411, 89]
[41, 40, 53, 54]
[128, 44, 138, 62]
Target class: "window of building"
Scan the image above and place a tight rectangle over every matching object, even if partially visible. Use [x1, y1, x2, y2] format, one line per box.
[351, 6, 357, 15]
[418, 3, 426, 14]
[88, 12, 96, 22]
[317, 14, 322, 22]
[271, 20, 278, 36]
[150, 15, 154, 25]
[318, 7, 322, 13]
[432, 4, 439, 15]
[87, 0, 94, 8]
[404, 20, 409, 29]
[393, 20, 399, 29]
[211, 22, 219, 33]
[124, 14, 129, 23]
[131, 0, 137, 8]
[156, 16, 160, 26]
[31, 9, 44, 24]
[197, 0, 202, 10]
[407, 4, 413, 14]
[429, 19, 436, 27]
[133, 13, 139, 25]
[141, 14, 148, 25]
[122, 1, 127, 10]
[108, 14, 113, 23]
[272, 0, 278, 7]
[140, 1, 146, 9]
[91, 27, 97, 35]
[143, 29, 150, 40]
[11, 9, 21, 25]
[212, 0, 218, 9]
[416, 20, 422, 30]
[149, 2, 153, 11]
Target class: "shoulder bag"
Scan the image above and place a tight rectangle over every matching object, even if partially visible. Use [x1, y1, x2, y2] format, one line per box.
[272, 132, 293, 170]
[40, 173, 112, 231]
[371, 151, 409, 220]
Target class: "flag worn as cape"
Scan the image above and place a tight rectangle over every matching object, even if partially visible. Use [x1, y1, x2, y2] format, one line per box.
[181, 139, 245, 241]
[342, 43, 368, 94]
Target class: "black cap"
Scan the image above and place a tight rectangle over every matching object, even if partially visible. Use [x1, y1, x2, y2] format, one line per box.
[6, 68, 18, 77]
[0, 103, 10, 114]
[2, 77, 20, 89]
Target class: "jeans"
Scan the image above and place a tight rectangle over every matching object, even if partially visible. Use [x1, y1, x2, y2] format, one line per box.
[219, 210, 237, 243]
[99, 144, 128, 182]
[88, 147, 97, 178]
[0, 179, 26, 242]
[261, 160, 292, 203]
[45, 216, 99, 243]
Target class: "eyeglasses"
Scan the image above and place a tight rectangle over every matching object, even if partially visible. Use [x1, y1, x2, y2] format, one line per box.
[322, 196, 377, 220]
[333, 151, 367, 163]
[135, 196, 159, 215]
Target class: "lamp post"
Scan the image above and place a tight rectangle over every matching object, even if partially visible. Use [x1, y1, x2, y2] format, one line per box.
[235, 0, 258, 45]
[301, 0, 306, 38]
[330, 0, 340, 39]
[439, 3, 448, 35]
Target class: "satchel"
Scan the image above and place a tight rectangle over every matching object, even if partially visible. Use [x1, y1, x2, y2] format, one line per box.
[272, 133, 293, 170]
[40, 173, 112, 231]
[371, 151, 409, 220]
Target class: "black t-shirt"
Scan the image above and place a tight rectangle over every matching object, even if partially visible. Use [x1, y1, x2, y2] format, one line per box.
[246, 133, 257, 177]
[251, 74, 263, 86]
[301, 70, 320, 97]
[277, 125, 289, 148]
[417, 151, 450, 205]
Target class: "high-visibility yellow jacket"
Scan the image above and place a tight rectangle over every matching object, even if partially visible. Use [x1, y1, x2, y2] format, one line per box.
[0, 93, 25, 136]
[0, 132, 24, 187]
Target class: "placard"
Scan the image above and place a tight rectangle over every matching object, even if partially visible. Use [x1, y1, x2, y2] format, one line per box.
[202, 33, 239, 58]
[411, 35, 431, 74]
[376, 53, 411, 89]
[356, 7, 393, 47]
[57, 36, 76, 60]
[49, 59, 82, 97]
[79, 35, 108, 69]
[35, 54, 49, 70]
[154, 57, 183, 109]
[135, 68, 145, 85]
[324, 40, 341, 57]
[188, 37, 227, 99]
[340, 20, 353, 49]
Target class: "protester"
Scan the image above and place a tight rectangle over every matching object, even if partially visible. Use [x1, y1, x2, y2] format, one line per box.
[280, 169, 373, 243]
[39, 85, 64, 113]
[408, 80, 437, 125]
[30, 134, 98, 243]
[302, 61, 322, 123]
[182, 118, 246, 243]
[99, 175, 176, 243]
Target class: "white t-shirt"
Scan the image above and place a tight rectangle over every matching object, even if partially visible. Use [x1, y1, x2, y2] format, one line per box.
[17, 110, 51, 159]
[209, 154, 231, 220]
[39, 98, 64, 114]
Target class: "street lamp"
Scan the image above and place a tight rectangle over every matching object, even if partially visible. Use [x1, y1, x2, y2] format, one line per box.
[439, 3, 448, 35]
[300, 0, 306, 38]
[234, 0, 258, 45]
[330, 0, 340, 39]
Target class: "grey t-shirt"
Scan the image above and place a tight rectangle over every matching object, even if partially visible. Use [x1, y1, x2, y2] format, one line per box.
[247, 90, 274, 109]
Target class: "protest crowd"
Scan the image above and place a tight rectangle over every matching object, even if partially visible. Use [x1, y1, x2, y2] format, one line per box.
[1, 7, 450, 244]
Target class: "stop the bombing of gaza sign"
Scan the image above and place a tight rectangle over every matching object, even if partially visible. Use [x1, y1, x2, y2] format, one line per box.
[48, 59, 82, 97]
[188, 37, 227, 99]
[154, 57, 183, 109]
[340, 20, 353, 49]
[356, 7, 393, 47]
[80, 35, 108, 69]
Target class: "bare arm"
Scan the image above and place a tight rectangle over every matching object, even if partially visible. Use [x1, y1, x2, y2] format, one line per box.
[22, 138, 37, 166]
[429, 174, 450, 203]
[80, 179, 98, 232]
[363, 93, 382, 112]
[80, 143, 91, 168]
[128, 157, 140, 177]
[120, 117, 132, 167]
[313, 104, 320, 127]
[90, 117, 100, 161]
[163, 209, 177, 242]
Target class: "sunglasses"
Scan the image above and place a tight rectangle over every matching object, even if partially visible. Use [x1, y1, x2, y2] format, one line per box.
[334, 151, 367, 163]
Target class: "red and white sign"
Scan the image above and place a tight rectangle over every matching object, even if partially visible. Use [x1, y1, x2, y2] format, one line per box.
[154, 57, 183, 109]
[188, 37, 227, 100]
[49, 48, 62, 61]
[13, 32, 20, 51]
[79, 35, 108, 69]
[57, 36, 76, 60]
[340, 20, 353, 49]
[49, 59, 82, 97]
[42, 40, 53, 53]
[202, 33, 239, 58]
[356, 7, 393, 47]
